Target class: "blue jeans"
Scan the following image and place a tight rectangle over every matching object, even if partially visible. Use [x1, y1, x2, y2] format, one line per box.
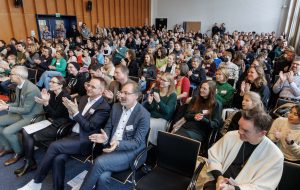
[37, 71, 62, 90]
[0, 80, 11, 95]
[80, 151, 134, 190]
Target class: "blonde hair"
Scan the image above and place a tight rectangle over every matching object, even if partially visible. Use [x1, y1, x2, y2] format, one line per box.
[216, 67, 229, 82]
[161, 72, 176, 96]
[243, 91, 264, 111]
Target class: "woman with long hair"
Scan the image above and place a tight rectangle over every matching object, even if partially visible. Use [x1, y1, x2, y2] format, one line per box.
[145, 72, 177, 145]
[234, 65, 270, 109]
[176, 80, 222, 142]
[121, 49, 139, 77]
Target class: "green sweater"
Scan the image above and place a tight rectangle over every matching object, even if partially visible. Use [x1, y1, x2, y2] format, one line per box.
[145, 92, 177, 121]
[216, 82, 235, 108]
[156, 57, 168, 69]
[51, 58, 67, 77]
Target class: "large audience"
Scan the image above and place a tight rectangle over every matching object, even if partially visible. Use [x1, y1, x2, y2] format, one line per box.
[0, 22, 299, 190]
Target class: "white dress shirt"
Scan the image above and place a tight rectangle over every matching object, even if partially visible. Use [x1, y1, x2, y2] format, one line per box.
[72, 96, 101, 133]
[111, 103, 136, 141]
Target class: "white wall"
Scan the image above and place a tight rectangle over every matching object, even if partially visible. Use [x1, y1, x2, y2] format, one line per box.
[151, 0, 290, 35]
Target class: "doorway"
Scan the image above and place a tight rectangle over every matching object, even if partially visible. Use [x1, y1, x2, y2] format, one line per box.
[155, 18, 167, 30]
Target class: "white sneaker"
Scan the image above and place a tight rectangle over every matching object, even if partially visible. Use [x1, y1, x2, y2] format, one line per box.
[17, 179, 42, 190]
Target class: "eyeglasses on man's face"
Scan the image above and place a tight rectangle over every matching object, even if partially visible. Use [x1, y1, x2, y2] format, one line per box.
[118, 91, 136, 96]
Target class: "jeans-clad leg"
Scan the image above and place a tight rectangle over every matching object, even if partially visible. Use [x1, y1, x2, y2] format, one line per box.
[80, 151, 135, 190]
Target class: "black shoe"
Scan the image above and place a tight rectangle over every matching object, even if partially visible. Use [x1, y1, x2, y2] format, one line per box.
[14, 160, 37, 177]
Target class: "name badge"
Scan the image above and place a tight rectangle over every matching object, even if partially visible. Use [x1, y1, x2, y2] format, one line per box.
[89, 108, 95, 114]
[125, 125, 134, 131]
[220, 90, 227, 94]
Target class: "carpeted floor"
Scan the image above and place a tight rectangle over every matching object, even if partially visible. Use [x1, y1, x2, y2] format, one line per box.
[0, 147, 132, 190]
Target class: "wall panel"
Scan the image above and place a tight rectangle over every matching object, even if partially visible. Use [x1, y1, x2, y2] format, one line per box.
[115, 0, 121, 26]
[0, 0, 151, 42]
[120, 0, 126, 27]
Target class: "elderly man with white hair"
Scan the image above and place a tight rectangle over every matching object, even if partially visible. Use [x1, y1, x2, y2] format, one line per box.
[0, 65, 43, 166]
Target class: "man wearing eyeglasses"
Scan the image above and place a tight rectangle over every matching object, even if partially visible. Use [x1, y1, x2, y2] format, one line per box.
[0, 66, 43, 165]
[79, 81, 150, 190]
[19, 77, 111, 190]
[273, 56, 300, 103]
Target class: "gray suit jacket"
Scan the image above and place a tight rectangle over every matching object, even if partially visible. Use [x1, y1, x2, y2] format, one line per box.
[104, 102, 150, 155]
[8, 80, 43, 119]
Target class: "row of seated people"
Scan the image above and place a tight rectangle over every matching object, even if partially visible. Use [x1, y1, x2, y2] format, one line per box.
[0, 63, 299, 190]
[0, 65, 150, 190]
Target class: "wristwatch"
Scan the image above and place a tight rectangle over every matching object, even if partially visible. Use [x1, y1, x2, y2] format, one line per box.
[288, 140, 294, 145]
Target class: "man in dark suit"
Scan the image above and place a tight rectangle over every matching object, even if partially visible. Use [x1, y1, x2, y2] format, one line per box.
[79, 81, 150, 190]
[18, 77, 111, 190]
[0, 65, 43, 166]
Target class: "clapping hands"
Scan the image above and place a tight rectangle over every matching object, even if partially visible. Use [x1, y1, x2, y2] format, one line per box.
[62, 97, 79, 115]
[34, 88, 50, 106]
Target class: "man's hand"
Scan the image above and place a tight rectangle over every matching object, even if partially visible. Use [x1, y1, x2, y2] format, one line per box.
[287, 71, 294, 84]
[0, 105, 8, 111]
[216, 176, 227, 190]
[220, 183, 235, 190]
[279, 71, 287, 82]
[62, 97, 79, 115]
[103, 90, 114, 100]
[89, 129, 108, 144]
[103, 140, 119, 153]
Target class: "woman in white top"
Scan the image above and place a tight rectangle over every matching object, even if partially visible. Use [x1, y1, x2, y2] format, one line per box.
[268, 104, 300, 163]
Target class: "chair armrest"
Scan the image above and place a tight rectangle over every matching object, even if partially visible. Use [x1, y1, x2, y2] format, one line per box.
[207, 128, 219, 149]
[56, 121, 76, 139]
[132, 145, 153, 170]
[30, 114, 46, 124]
[187, 160, 206, 190]
[132, 145, 153, 186]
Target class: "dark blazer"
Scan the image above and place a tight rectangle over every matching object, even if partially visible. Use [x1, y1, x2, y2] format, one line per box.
[73, 95, 111, 154]
[104, 102, 150, 155]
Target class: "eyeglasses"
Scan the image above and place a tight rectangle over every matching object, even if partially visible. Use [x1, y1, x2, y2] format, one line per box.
[119, 91, 136, 96]
[84, 82, 99, 90]
[49, 80, 61, 85]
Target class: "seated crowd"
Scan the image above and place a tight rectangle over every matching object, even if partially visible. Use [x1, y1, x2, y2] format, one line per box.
[0, 23, 299, 190]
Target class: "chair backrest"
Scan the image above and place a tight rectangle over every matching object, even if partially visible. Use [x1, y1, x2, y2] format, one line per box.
[277, 161, 300, 190]
[27, 68, 38, 83]
[157, 131, 201, 178]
